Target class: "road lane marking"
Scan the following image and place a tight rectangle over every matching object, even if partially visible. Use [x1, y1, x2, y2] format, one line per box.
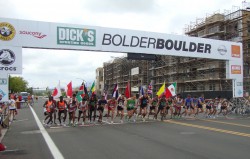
[201, 119, 250, 128]
[29, 106, 64, 159]
[164, 120, 250, 138]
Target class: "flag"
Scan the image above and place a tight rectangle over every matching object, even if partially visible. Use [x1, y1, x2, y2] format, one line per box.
[139, 86, 144, 96]
[52, 82, 62, 98]
[147, 81, 153, 94]
[125, 81, 130, 98]
[165, 82, 177, 98]
[83, 83, 88, 97]
[112, 83, 119, 99]
[77, 85, 84, 95]
[156, 82, 165, 96]
[66, 81, 73, 98]
[90, 81, 96, 95]
[76, 84, 85, 102]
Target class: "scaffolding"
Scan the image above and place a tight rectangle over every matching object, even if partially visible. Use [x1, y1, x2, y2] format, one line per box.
[182, 2, 250, 97]
[103, 57, 149, 97]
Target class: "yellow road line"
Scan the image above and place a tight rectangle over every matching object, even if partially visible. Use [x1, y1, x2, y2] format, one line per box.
[201, 119, 250, 128]
[164, 120, 250, 138]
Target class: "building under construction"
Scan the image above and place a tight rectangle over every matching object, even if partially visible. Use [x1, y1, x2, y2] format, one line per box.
[181, 4, 250, 97]
[103, 57, 149, 97]
[102, 4, 250, 98]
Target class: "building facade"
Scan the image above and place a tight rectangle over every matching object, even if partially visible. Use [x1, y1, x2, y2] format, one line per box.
[182, 7, 250, 97]
[103, 57, 149, 98]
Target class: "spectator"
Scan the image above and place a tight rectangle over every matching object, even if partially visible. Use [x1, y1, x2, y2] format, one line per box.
[0, 94, 7, 151]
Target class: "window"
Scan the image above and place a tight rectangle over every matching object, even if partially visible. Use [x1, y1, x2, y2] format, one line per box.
[209, 83, 216, 90]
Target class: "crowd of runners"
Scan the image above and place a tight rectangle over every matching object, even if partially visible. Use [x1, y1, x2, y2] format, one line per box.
[42, 93, 231, 127]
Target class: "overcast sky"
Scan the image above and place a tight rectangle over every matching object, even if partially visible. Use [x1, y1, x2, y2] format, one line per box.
[0, 0, 246, 89]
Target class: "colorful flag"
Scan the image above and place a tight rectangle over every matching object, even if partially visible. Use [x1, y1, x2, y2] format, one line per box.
[125, 81, 130, 98]
[66, 81, 73, 98]
[156, 82, 165, 96]
[76, 84, 85, 102]
[139, 86, 144, 96]
[112, 83, 119, 99]
[165, 82, 177, 98]
[52, 82, 62, 99]
[90, 81, 95, 95]
[147, 81, 153, 94]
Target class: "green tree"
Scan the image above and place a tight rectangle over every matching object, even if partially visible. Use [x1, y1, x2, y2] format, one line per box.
[27, 87, 34, 94]
[9, 76, 28, 93]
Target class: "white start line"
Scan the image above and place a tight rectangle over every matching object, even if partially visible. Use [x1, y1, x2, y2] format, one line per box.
[29, 106, 64, 159]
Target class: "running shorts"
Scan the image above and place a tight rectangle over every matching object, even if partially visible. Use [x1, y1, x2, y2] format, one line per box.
[197, 104, 203, 108]
[117, 106, 124, 111]
[127, 107, 134, 111]
[97, 106, 104, 112]
[150, 106, 156, 110]
[206, 106, 211, 110]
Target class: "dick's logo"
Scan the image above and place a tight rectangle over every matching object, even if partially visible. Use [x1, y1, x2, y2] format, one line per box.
[57, 27, 96, 46]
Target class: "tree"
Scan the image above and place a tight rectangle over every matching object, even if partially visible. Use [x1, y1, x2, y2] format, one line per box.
[9, 76, 28, 93]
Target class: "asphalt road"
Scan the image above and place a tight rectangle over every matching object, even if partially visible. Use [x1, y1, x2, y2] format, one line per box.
[0, 98, 250, 159]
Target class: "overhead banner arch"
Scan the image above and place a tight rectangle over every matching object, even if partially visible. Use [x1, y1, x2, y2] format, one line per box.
[0, 17, 243, 100]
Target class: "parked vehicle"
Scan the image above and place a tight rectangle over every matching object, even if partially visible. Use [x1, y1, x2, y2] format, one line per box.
[20, 92, 29, 101]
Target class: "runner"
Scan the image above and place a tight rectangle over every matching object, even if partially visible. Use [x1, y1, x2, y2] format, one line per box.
[8, 95, 17, 121]
[57, 96, 68, 126]
[78, 97, 88, 125]
[132, 94, 140, 121]
[97, 95, 107, 123]
[88, 94, 98, 123]
[117, 94, 126, 123]
[192, 95, 199, 117]
[205, 99, 213, 118]
[51, 96, 57, 125]
[107, 97, 117, 124]
[174, 94, 183, 118]
[139, 94, 150, 122]
[196, 94, 205, 116]
[166, 97, 174, 119]
[125, 94, 136, 122]
[149, 95, 158, 119]
[68, 94, 78, 126]
[211, 97, 220, 118]
[182, 94, 193, 117]
[43, 96, 55, 127]
[155, 95, 167, 121]
[218, 98, 229, 117]
[0, 94, 7, 151]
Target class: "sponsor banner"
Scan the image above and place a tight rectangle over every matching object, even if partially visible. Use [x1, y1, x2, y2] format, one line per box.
[99, 27, 242, 61]
[0, 18, 243, 61]
[57, 27, 96, 46]
[0, 18, 244, 97]
[0, 46, 22, 74]
[231, 65, 241, 74]
[0, 18, 100, 50]
[231, 45, 241, 58]
[0, 74, 8, 101]
[234, 79, 244, 97]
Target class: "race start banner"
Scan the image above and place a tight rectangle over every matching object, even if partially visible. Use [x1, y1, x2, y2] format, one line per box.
[0, 17, 243, 97]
